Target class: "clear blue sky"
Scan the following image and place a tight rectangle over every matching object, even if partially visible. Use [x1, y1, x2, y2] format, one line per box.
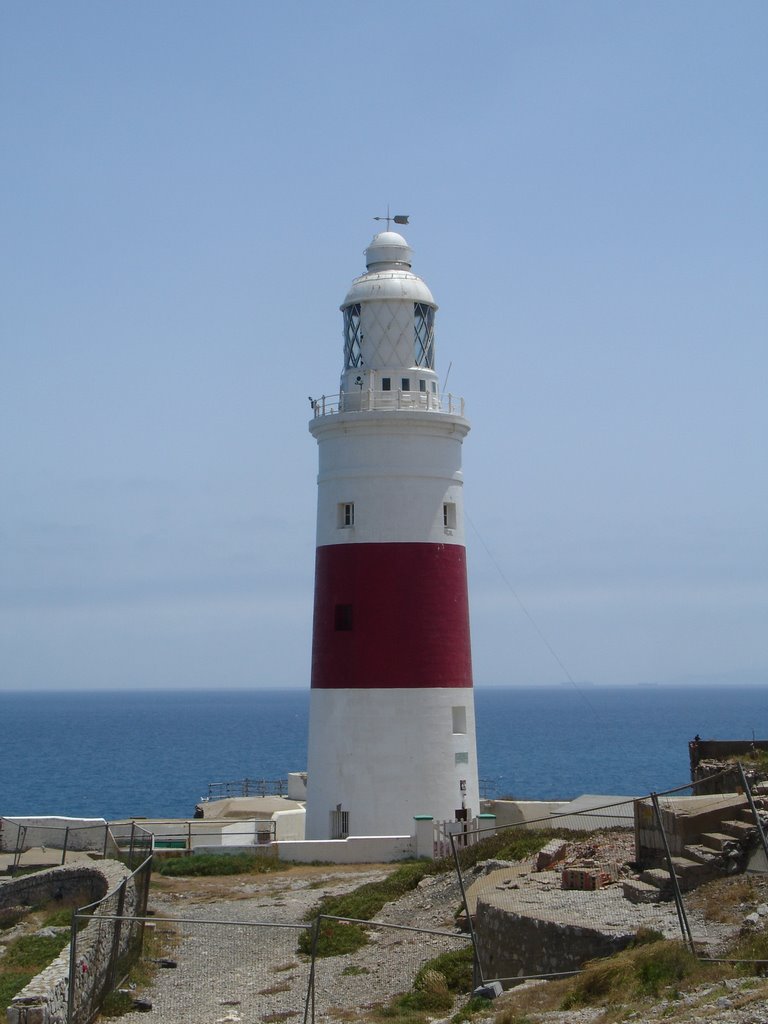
[1, 1, 766, 690]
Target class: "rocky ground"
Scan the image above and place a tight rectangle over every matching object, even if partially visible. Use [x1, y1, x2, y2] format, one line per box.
[104, 855, 768, 1024]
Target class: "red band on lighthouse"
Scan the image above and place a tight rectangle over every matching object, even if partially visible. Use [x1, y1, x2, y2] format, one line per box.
[311, 542, 473, 690]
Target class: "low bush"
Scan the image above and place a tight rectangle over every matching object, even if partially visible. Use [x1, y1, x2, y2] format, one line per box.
[297, 919, 367, 957]
[156, 852, 282, 877]
[562, 939, 700, 1008]
[414, 946, 474, 993]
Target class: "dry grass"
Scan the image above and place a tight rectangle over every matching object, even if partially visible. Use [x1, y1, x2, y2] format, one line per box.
[687, 875, 760, 923]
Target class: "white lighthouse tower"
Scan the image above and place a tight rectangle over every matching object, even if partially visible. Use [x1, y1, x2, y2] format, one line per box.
[305, 226, 479, 840]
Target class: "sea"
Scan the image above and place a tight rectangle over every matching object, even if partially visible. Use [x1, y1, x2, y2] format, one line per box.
[0, 685, 765, 821]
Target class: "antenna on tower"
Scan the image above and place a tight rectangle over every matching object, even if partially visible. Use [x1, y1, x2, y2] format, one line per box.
[373, 204, 409, 230]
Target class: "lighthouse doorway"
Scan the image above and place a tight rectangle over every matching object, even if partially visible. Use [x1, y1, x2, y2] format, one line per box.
[330, 805, 350, 840]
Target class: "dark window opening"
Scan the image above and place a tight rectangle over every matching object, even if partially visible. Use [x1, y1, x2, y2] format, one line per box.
[382, 377, 391, 391]
[414, 303, 435, 368]
[343, 304, 363, 368]
[401, 378, 410, 391]
[419, 379, 427, 393]
[334, 604, 353, 631]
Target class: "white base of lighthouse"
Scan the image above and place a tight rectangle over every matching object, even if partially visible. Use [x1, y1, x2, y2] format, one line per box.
[305, 687, 480, 840]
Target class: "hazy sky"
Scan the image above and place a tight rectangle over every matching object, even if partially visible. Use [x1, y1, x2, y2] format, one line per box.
[1, 1, 766, 691]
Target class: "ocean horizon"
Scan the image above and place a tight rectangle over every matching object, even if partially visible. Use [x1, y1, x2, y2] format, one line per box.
[1, 684, 766, 821]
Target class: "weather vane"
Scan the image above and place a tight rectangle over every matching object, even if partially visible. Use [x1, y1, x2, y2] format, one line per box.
[373, 204, 409, 230]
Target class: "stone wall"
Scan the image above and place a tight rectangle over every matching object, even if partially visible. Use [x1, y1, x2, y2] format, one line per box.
[474, 898, 633, 984]
[2, 860, 141, 1024]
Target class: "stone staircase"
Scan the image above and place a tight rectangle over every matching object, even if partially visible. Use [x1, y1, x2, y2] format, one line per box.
[624, 802, 766, 904]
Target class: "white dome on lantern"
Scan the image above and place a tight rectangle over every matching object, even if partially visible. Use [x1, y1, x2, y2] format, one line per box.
[341, 231, 436, 309]
[364, 231, 412, 270]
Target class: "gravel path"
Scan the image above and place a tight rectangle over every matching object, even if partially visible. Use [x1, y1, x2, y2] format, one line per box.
[111, 863, 768, 1024]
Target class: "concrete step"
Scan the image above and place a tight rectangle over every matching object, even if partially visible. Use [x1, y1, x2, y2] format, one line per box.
[623, 879, 667, 904]
[721, 819, 755, 840]
[700, 831, 741, 853]
[670, 855, 714, 888]
[640, 859, 713, 893]
[684, 843, 723, 867]
[640, 868, 675, 891]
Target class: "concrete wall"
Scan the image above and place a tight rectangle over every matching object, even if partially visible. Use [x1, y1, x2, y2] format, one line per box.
[272, 809, 305, 842]
[480, 801, 572, 828]
[1, 817, 108, 854]
[287, 773, 308, 801]
[276, 835, 414, 864]
[475, 898, 633, 985]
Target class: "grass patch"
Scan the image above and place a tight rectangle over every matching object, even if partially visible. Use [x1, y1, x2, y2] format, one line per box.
[689, 875, 760, 924]
[434, 828, 588, 875]
[725, 929, 768, 972]
[450, 995, 492, 1022]
[561, 939, 702, 1008]
[99, 990, 136, 1017]
[341, 964, 370, 976]
[3, 933, 69, 969]
[298, 861, 432, 957]
[368, 946, 475, 1024]
[414, 946, 474, 993]
[155, 852, 282, 877]
[0, 931, 71, 1008]
[298, 919, 368, 957]
[302, 862, 431, 924]
[0, 971, 36, 1008]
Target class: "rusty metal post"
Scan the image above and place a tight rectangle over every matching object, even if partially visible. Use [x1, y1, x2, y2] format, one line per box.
[650, 792, 695, 950]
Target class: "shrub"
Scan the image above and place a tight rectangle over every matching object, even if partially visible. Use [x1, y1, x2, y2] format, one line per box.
[156, 852, 281, 877]
[562, 940, 699, 1008]
[414, 946, 474, 993]
[297, 920, 368, 957]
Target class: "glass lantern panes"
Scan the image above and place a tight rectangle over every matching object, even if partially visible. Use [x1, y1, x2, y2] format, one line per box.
[343, 304, 363, 368]
[414, 303, 435, 368]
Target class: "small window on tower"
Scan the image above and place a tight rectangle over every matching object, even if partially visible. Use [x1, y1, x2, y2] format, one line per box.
[338, 503, 355, 528]
[419, 379, 427, 393]
[382, 377, 391, 391]
[431, 381, 437, 393]
[443, 502, 457, 530]
[401, 378, 410, 392]
[334, 604, 353, 631]
[452, 706, 467, 734]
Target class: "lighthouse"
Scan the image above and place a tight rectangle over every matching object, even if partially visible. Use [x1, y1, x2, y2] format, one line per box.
[305, 226, 479, 840]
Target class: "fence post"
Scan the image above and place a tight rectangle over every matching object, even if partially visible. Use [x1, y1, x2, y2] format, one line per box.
[67, 911, 79, 1024]
[302, 920, 320, 1024]
[129, 822, 136, 867]
[62, 826, 70, 865]
[449, 831, 485, 987]
[649, 793, 695, 950]
[737, 762, 768, 865]
[106, 878, 127, 995]
[103, 824, 109, 859]
[11, 824, 27, 877]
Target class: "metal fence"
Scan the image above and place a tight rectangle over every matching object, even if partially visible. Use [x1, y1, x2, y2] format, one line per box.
[67, 854, 153, 1024]
[449, 767, 768, 986]
[0, 818, 154, 873]
[74, 913, 471, 1024]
